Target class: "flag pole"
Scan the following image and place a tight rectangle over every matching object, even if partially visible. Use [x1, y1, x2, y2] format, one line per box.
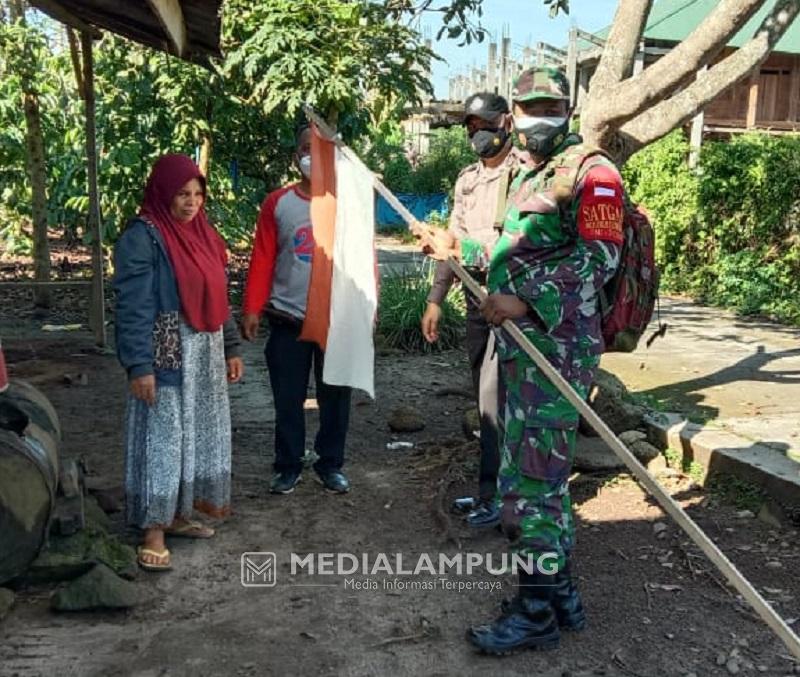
[302, 104, 800, 659]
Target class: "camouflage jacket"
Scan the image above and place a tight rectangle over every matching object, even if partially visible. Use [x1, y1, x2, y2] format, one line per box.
[488, 134, 623, 364]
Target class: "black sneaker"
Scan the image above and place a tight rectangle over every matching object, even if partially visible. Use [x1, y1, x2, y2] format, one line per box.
[451, 496, 478, 514]
[466, 502, 501, 528]
[317, 471, 350, 494]
[270, 471, 301, 494]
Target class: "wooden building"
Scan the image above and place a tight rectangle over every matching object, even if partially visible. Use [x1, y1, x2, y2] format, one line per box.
[573, 0, 800, 134]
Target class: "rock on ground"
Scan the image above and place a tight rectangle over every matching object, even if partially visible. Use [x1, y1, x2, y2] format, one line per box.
[25, 525, 137, 583]
[461, 408, 480, 440]
[585, 369, 647, 435]
[50, 563, 144, 612]
[388, 406, 425, 433]
[0, 588, 15, 622]
[574, 435, 625, 471]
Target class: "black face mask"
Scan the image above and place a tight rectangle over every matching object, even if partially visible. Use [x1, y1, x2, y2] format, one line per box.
[469, 127, 509, 159]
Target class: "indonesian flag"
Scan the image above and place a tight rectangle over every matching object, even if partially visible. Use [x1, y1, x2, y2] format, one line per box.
[299, 123, 378, 397]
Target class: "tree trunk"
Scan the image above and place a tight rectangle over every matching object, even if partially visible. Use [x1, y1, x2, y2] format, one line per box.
[10, 0, 50, 308]
[583, 0, 800, 164]
[198, 134, 212, 177]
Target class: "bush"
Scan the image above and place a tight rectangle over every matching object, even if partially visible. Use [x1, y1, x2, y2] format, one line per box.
[623, 130, 700, 291]
[362, 124, 474, 199]
[377, 261, 465, 352]
[623, 130, 800, 324]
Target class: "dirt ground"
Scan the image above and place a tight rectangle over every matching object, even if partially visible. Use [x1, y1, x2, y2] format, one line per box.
[1, 300, 800, 677]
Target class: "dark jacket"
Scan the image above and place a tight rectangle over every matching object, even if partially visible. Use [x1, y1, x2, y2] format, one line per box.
[113, 217, 241, 386]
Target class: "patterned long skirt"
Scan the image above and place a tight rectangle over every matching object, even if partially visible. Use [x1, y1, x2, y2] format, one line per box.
[124, 322, 232, 529]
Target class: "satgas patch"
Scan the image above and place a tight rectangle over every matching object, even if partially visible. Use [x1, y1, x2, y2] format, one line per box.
[577, 164, 624, 245]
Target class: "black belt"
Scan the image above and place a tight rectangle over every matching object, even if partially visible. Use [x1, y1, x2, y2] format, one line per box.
[265, 306, 303, 328]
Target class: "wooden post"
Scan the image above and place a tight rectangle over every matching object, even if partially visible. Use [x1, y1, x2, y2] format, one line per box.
[689, 66, 708, 169]
[633, 41, 645, 76]
[788, 55, 800, 122]
[746, 73, 760, 128]
[577, 65, 591, 109]
[689, 110, 705, 169]
[81, 32, 106, 347]
[566, 26, 578, 107]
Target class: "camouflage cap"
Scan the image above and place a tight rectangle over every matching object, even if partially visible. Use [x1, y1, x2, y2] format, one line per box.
[511, 67, 570, 103]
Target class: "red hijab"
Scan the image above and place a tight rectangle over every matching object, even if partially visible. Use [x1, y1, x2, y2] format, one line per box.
[140, 154, 230, 333]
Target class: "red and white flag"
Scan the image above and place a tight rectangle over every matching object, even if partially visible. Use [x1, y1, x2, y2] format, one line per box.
[299, 124, 378, 397]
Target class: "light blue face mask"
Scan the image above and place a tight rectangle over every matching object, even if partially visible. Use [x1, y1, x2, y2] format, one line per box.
[298, 154, 312, 179]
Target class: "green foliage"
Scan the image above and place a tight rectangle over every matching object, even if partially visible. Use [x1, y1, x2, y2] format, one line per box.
[624, 130, 800, 325]
[623, 130, 700, 291]
[1, 1, 437, 255]
[224, 0, 434, 119]
[707, 474, 765, 512]
[686, 461, 705, 484]
[0, 14, 59, 252]
[363, 124, 474, 197]
[377, 262, 465, 352]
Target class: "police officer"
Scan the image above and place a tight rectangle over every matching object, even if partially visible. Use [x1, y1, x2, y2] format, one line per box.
[464, 68, 625, 653]
[421, 92, 526, 529]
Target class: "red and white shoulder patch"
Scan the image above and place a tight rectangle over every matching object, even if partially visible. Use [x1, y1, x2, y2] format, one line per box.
[577, 164, 624, 245]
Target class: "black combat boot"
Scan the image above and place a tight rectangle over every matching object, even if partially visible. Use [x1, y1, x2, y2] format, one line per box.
[467, 572, 560, 655]
[551, 560, 586, 631]
[500, 560, 587, 631]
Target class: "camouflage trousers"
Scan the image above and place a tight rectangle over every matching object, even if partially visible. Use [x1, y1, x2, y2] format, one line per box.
[496, 343, 597, 574]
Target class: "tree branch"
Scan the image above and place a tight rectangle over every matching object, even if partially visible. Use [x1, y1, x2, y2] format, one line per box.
[589, 0, 652, 92]
[620, 0, 800, 155]
[605, 0, 765, 127]
[66, 26, 84, 99]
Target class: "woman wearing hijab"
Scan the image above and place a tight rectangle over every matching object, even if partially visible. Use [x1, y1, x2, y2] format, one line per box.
[113, 154, 243, 571]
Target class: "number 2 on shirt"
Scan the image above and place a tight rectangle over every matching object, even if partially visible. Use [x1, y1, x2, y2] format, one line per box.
[293, 225, 314, 263]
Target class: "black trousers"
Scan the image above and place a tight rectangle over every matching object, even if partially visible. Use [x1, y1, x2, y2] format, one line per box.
[265, 320, 351, 476]
[464, 292, 501, 502]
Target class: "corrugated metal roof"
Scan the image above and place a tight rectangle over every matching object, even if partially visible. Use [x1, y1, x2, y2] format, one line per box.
[580, 0, 800, 55]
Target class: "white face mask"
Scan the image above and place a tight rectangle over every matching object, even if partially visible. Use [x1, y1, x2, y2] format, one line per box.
[512, 115, 568, 132]
[298, 154, 312, 179]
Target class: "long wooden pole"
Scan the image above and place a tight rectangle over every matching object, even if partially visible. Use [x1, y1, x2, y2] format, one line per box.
[303, 104, 800, 660]
[81, 31, 106, 347]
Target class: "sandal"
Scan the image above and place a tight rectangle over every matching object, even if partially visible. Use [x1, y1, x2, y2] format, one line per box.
[137, 546, 172, 571]
[165, 520, 215, 539]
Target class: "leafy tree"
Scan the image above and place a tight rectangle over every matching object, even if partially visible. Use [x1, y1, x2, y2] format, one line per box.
[223, 0, 435, 121]
[1, 0, 50, 304]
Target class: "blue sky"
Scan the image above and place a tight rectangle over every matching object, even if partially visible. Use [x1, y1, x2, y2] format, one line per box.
[421, 0, 620, 98]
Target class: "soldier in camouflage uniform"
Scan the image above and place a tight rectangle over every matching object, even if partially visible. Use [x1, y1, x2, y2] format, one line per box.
[466, 67, 625, 654]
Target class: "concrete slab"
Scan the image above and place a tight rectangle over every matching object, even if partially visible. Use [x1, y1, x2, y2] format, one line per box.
[646, 412, 800, 513]
[600, 297, 800, 511]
